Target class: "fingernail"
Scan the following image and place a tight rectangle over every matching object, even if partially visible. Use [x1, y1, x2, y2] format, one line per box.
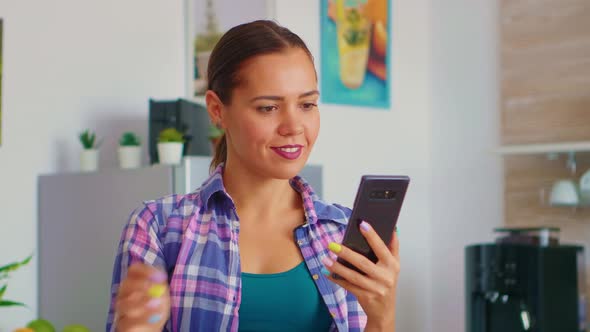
[146, 298, 161, 308]
[321, 267, 331, 276]
[328, 242, 342, 254]
[360, 221, 371, 232]
[148, 284, 166, 298]
[148, 314, 161, 324]
[322, 257, 333, 267]
[150, 271, 167, 283]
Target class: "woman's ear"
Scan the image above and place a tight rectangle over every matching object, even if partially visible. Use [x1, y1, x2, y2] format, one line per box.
[205, 90, 225, 129]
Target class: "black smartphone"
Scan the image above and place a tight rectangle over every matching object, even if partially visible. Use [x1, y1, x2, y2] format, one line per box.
[336, 175, 410, 275]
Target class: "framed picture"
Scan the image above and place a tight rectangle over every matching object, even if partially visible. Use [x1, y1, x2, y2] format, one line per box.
[185, 0, 276, 98]
[320, 0, 391, 109]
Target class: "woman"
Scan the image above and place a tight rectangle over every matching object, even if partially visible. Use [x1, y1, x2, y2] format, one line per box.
[107, 20, 399, 332]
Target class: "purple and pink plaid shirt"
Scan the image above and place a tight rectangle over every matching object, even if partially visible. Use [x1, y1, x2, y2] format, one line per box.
[107, 164, 367, 331]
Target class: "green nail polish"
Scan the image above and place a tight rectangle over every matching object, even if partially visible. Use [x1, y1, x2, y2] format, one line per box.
[148, 285, 166, 298]
[329, 242, 342, 253]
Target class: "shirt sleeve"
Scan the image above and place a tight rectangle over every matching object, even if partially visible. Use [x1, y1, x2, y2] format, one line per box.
[106, 204, 167, 332]
[347, 291, 368, 331]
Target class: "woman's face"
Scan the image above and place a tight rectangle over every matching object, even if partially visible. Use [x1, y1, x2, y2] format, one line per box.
[214, 48, 320, 180]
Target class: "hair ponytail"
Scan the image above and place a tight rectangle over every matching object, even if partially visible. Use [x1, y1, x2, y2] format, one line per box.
[210, 134, 227, 173]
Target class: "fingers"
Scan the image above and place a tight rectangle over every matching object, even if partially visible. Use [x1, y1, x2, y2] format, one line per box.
[359, 220, 394, 266]
[327, 242, 380, 277]
[119, 263, 167, 295]
[117, 298, 170, 332]
[325, 272, 366, 299]
[116, 289, 163, 318]
[390, 227, 400, 260]
[117, 275, 150, 298]
[127, 263, 168, 283]
[321, 254, 377, 292]
[116, 309, 167, 332]
[115, 263, 170, 331]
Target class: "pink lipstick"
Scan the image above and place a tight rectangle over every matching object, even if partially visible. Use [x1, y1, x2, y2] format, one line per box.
[271, 145, 303, 160]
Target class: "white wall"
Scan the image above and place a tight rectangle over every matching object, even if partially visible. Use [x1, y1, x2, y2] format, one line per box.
[0, 1, 185, 330]
[429, 1, 502, 331]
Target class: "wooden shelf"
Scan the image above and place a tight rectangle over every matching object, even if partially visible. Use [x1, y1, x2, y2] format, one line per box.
[496, 141, 590, 155]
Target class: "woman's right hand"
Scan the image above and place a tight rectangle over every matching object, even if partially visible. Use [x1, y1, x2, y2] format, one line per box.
[115, 263, 171, 332]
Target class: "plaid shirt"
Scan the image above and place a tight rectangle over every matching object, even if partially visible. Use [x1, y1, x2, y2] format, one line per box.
[107, 164, 367, 331]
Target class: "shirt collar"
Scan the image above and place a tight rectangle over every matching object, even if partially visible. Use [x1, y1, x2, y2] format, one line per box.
[289, 175, 348, 225]
[199, 163, 348, 225]
[198, 163, 233, 207]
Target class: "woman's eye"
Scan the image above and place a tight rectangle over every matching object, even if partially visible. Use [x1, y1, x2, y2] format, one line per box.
[301, 103, 318, 111]
[257, 105, 278, 113]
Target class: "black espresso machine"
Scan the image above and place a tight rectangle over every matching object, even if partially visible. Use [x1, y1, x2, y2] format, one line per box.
[465, 227, 586, 332]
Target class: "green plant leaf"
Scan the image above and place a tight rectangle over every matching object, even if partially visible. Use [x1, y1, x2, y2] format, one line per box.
[119, 132, 141, 146]
[158, 128, 185, 143]
[207, 124, 224, 139]
[0, 299, 27, 307]
[79, 130, 100, 149]
[0, 254, 33, 274]
[0, 284, 6, 299]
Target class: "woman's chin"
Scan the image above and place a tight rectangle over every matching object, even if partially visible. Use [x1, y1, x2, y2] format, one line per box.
[264, 160, 308, 180]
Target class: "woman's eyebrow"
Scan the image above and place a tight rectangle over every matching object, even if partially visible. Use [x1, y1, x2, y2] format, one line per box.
[249, 90, 320, 103]
[299, 90, 320, 98]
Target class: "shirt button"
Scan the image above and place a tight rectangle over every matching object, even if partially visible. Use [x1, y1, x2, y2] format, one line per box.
[312, 274, 319, 280]
[232, 221, 239, 228]
[331, 311, 337, 318]
[297, 240, 304, 245]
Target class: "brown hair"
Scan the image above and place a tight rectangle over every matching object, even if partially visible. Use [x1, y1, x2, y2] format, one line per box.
[208, 20, 314, 172]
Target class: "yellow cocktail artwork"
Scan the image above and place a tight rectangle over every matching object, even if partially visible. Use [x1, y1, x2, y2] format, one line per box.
[335, 0, 371, 89]
[321, 0, 390, 108]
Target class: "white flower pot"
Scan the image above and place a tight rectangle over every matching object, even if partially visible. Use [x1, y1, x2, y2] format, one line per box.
[118, 146, 142, 169]
[80, 149, 98, 172]
[157, 142, 184, 165]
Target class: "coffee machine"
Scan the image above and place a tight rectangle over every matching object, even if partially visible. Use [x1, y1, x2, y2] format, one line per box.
[465, 227, 586, 332]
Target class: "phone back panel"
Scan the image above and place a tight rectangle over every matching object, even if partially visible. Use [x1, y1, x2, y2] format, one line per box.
[340, 175, 409, 265]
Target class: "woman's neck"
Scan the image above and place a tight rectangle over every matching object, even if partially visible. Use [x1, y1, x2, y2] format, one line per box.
[222, 158, 300, 221]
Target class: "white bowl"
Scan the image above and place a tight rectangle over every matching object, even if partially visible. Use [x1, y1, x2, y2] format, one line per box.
[549, 180, 579, 207]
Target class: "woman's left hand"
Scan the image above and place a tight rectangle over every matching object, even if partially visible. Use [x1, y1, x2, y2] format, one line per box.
[322, 220, 400, 331]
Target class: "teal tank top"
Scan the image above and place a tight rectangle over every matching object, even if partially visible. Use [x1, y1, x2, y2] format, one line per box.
[238, 261, 333, 332]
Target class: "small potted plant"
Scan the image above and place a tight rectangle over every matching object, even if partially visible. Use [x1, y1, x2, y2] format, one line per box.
[79, 130, 102, 172]
[157, 127, 185, 165]
[207, 123, 224, 152]
[118, 132, 142, 169]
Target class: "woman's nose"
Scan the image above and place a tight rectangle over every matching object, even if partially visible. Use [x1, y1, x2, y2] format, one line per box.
[278, 107, 304, 136]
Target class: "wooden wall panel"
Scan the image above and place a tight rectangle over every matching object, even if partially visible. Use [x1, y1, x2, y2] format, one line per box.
[501, 0, 590, 320]
[505, 154, 590, 227]
[501, 0, 590, 144]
